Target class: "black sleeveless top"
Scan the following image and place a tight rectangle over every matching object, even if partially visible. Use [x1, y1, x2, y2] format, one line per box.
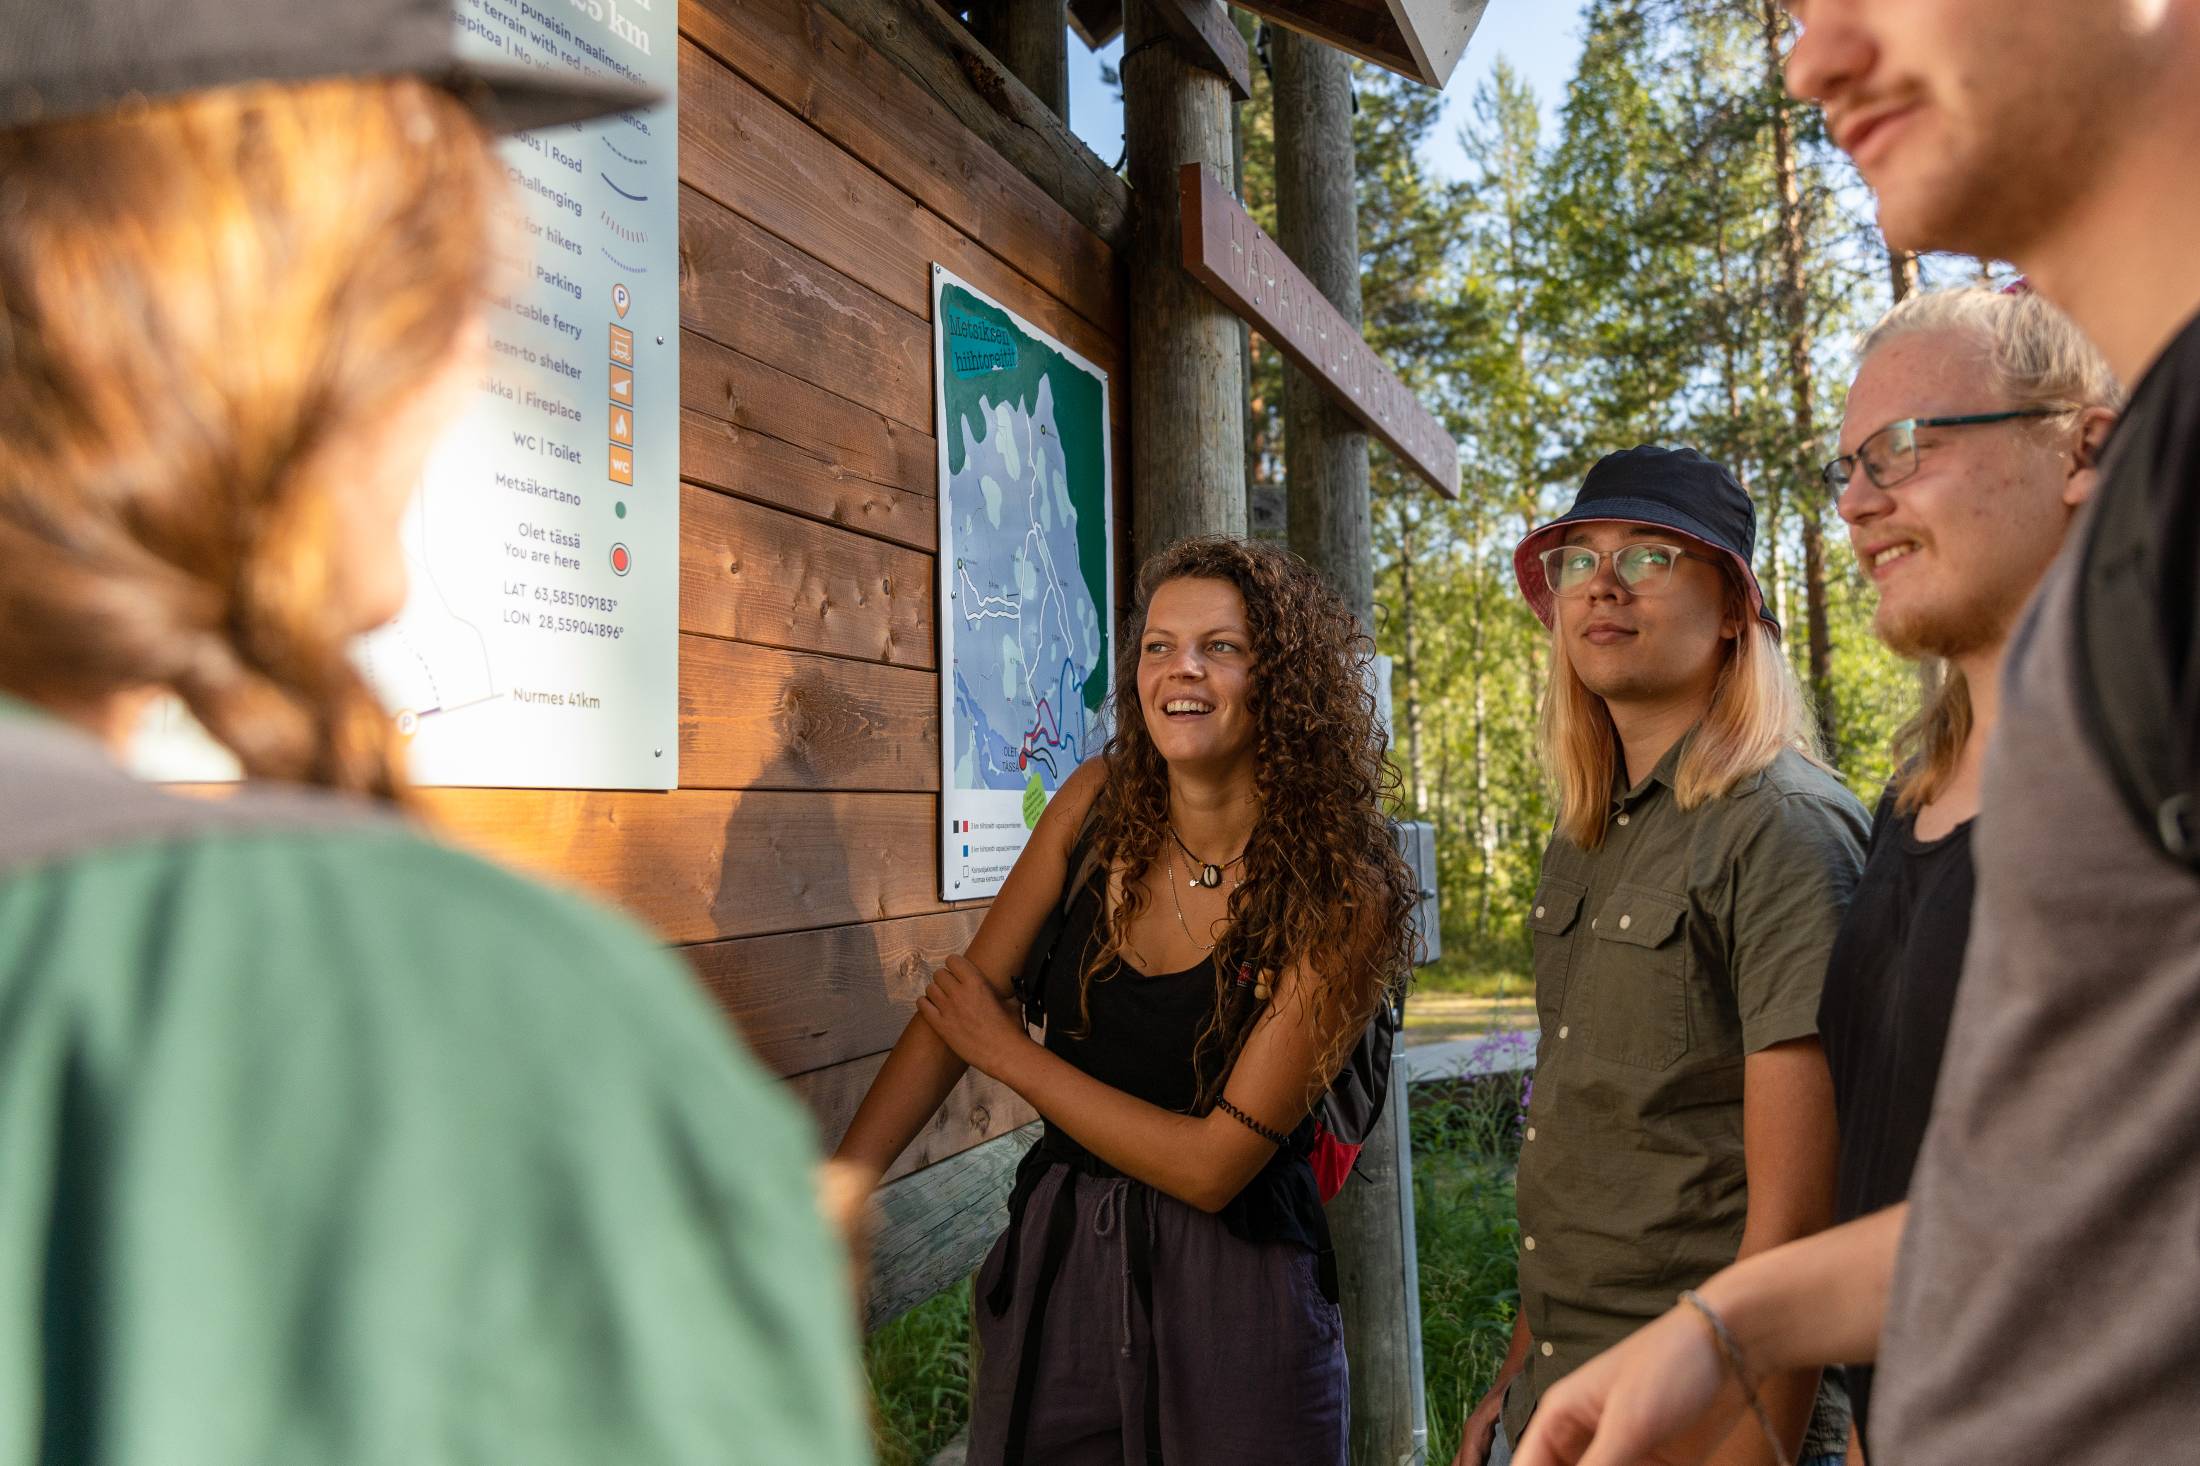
[1029, 872, 1326, 1255]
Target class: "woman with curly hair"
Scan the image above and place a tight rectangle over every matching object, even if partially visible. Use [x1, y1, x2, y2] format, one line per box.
[833, 535, 1418, 1466]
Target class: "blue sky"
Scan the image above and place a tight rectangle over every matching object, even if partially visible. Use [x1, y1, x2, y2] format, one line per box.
[1065, 0, 1592, 183]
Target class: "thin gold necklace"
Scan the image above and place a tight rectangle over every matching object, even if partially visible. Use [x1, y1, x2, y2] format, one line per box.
[1166, 849, 1223, 953]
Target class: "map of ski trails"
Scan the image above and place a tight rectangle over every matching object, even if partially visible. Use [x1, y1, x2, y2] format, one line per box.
[933, 268, 1115, 900]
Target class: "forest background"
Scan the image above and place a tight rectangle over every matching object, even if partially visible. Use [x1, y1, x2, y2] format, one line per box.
[1201, 0, 2012, 985]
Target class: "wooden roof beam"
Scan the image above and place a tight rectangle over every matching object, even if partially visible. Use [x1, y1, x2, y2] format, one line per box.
[804, 0, 1132, 251]
[1143, 0, 1252, 101]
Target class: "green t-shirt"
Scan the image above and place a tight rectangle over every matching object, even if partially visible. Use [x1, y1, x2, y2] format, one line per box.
[0, 706, 872, 1465]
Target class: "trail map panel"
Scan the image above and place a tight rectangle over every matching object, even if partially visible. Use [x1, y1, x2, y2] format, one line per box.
[934, 268, 1115, 901]
[356, 0, 679, 789]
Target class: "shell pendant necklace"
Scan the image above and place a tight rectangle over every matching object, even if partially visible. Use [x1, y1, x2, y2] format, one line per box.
[1166, 822, 1245, 889]
[1166, 848, 1226, 954]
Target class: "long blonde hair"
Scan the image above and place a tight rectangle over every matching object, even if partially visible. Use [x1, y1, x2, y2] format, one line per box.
[1855, 288, 2123, 814]
[0, 78, 502, 799]
[1540, 577, 1820, 850]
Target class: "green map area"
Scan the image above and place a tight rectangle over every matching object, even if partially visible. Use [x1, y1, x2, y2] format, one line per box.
[940, 278, 1112, 793]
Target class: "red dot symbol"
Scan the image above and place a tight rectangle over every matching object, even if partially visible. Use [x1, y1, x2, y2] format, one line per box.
[1018, 749, 1028, 770]
[610, 543, 631, 576]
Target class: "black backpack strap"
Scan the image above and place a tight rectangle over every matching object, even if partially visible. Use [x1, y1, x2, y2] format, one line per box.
[2074, 467, 2199, 868]
[0, 714, 391, 877]
[1318, 985, 1401, 1147]
[1014, 809, 1101, 1028]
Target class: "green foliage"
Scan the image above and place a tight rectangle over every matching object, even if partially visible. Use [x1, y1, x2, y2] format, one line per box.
[1411, 1071, 1530, 1461]
[1286, 0, 1931, 975]
[864, 1279, 974, 1466]
[1413, 949, 1531, 999]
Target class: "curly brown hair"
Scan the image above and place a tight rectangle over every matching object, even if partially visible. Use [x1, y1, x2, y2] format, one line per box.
[1077, 536, 1417, 1111]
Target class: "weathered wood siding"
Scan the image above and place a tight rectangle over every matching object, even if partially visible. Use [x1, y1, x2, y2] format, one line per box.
[421, 0, 1129, 1178]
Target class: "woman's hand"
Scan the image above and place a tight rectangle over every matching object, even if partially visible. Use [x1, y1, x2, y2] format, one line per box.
[1450, 1378, 1508, 1466]
[1511, 1305, 1736, 1466]
[816, 1157, 882, 1307]
[915, 954, 1033, 1078]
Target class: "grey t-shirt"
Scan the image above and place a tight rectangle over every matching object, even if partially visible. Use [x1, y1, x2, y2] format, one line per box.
[1874, 510, 2200, 1460]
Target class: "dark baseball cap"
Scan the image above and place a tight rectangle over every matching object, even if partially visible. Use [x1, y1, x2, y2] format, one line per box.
[0, 0, 658, 135]
[1513, 445, 1779, 635]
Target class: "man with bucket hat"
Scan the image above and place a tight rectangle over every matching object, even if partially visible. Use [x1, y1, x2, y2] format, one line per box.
[0, 6, 872, 1464]
[1454, 447, 1866, 1466]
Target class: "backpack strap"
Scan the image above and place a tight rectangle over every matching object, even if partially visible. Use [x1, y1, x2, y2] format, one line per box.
[1014, 809, 1101, 1028]
[2074, 467, 2199, 869]
[0, 713, 391, 877]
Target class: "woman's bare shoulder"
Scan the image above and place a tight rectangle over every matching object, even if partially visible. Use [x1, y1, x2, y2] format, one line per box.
[1048, 757, 1108, 833]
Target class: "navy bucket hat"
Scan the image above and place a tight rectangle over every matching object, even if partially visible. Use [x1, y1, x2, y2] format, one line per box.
[1512, 445, 1780, 637]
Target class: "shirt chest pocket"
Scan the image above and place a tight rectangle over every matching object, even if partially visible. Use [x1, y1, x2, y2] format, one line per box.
[1584, 885, 1691, 1071]
[1527, 878, 1587, 1030]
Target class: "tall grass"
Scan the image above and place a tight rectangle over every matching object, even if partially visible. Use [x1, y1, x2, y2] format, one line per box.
[1412, 1063, 1531, 1463]
[864, 1278, 974, 1466]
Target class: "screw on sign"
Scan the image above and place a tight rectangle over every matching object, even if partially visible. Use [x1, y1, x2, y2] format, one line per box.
[610, 543, 631, 576]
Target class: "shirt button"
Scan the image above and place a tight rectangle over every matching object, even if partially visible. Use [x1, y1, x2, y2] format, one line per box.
[1526, 1126, 1537, 1141]
[1540, 1342, 1554, 1358]
[1535, 904, 1546, 919]
[1523, 1236, 1536, 1251]
[1617, 813, 1630, 826]
[1619, 914, 1633, 931]
[1558, 1025, 1570, 1039]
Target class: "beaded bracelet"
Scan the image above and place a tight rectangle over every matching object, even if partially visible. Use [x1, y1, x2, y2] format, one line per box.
[1678, 1289, 1793, 1466]
[1215, 1095, 1289, 1146]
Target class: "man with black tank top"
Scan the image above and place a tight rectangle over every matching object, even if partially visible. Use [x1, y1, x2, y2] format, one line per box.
[1814, 287, 2118, 1455]
[1508, 5, 2200, 1466]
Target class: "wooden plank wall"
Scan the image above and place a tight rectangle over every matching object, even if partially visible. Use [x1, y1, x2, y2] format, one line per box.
[422, 0, 1129, 1185]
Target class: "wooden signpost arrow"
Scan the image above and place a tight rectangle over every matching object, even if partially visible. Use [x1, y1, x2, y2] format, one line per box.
[1177, 162, 1460, 499]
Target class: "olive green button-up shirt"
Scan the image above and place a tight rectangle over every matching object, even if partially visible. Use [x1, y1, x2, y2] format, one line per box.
[1501, 738, 1868, 1445]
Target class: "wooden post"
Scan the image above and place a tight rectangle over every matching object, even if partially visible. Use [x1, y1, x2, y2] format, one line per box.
[1274, 29, 1373, 618]
[1124, 0, 1247, 565]
[992, 0, 1071, 119]
[1272, 28, 1426, 1466]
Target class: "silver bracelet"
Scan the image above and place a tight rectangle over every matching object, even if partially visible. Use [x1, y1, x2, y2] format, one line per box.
[1678, 1288, 1793, 1466]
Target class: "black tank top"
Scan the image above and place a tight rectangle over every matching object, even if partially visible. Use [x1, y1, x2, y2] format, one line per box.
[1040, 877, 1224, 1111]
[1032, 872, 1324, 1252]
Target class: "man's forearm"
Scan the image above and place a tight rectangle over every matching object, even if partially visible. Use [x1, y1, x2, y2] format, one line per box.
[1702, 1204, 1907, 1374]
[1700, 1363, 1820, 1466]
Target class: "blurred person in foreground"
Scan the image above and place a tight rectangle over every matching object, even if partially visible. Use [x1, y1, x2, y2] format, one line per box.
[1514, 4, 2200, 1464]
[0, 4, 871, 1462]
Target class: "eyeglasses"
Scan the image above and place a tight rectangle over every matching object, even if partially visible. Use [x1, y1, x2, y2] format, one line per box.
[1821, 409, 2063, 494]
[1539, 542, 1719, 599]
